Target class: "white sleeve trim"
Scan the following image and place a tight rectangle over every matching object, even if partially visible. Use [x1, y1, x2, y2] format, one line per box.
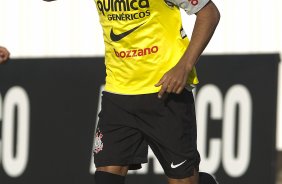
[168, 0, 210, 15]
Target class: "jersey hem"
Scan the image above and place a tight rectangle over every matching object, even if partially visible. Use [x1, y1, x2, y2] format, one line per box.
[104, 84, 161, 95]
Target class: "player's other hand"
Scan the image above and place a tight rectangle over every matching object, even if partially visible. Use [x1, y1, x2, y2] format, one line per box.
[155, 61, 192, 99]
[0, 46, 10, 64]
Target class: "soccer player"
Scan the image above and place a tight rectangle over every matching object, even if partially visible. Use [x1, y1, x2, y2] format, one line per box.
[45, 0, 220, 183]
[93, 0, 220, 184]
[0, 46, 10, 64]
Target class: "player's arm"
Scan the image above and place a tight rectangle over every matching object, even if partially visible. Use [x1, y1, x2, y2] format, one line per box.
[0, 46, 10, 64]
[155, 0, 220, 98]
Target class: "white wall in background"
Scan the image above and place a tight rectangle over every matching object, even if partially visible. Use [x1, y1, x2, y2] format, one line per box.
[0, 0, 281, 57]
[0, 0, 103, 57]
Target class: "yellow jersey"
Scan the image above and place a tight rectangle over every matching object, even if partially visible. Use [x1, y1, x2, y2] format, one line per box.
[94, 0, 202, 94]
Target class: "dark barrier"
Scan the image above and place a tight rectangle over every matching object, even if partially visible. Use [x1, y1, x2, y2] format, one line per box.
[194, 54, 279, 184]
[0, 54, 280, 184]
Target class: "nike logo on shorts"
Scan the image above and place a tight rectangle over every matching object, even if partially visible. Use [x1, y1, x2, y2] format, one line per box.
[171, 160, 187, 168]
[110, 23, 145, 42]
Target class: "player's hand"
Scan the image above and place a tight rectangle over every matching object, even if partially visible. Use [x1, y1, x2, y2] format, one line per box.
[155, 61, 192, 99]
[0, 46, 10, 64]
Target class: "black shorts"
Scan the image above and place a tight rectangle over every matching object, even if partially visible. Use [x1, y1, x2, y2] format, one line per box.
[93, 90, 200, 179]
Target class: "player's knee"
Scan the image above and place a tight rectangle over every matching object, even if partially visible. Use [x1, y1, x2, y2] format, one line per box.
[168, 172, 198, 184]
[168, 177, 197, 184]
[94, 169, 126, 184]
[96, 166, 128, 176]
[199, 172, 218, 184]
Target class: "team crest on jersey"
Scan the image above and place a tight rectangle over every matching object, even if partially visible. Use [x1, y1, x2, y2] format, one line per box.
[94, 129, 104, 154]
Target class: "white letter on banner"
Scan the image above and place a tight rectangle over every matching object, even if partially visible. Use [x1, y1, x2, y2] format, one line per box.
[2, 86, 30, 177]
[222, 85, 252, 177]
[196, 84, 222, 173]
[276, 62, 282, 151]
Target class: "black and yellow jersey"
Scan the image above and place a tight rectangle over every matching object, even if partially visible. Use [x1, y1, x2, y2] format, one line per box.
[94, 0, 209, 94]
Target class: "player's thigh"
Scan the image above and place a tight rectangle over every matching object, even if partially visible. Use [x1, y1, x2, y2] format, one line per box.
[137, 89, 200, 179]
[94, 92, 148, 170]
